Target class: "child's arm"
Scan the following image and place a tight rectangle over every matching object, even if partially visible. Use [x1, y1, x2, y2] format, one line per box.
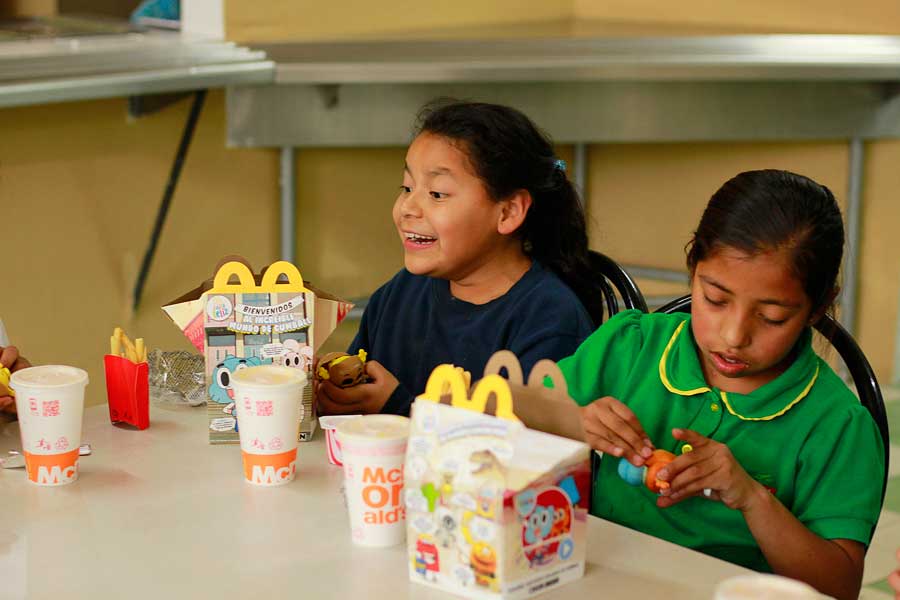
[316, 360, 403, 415]
[656, 428, 865, 600]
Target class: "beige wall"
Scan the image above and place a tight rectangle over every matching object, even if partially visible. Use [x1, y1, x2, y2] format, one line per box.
[2, 2, 899, 410]
[1, 91, 280, 406]
[224, 0, 575, 43]
[573, 0, 900, 34]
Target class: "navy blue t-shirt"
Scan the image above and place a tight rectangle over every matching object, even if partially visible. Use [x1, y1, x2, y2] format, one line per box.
[349, 261, 594, 416]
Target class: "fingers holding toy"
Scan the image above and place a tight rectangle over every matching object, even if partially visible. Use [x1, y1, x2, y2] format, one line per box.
[656, 429, 761, 511]
[317, 360, 399, 415]
[0, 345, 30, 373]
[581, 396, 654, 466]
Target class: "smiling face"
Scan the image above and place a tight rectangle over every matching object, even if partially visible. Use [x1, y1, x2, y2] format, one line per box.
[690, 246, 814, 394]
[393, 133, 514, 283]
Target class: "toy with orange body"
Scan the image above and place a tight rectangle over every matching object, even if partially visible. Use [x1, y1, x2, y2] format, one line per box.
[617, 449, 676, 494]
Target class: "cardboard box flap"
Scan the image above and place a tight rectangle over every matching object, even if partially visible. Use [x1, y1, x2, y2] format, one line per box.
[161, 258, 354, 354]
[481, 351, 587, 444]
[416, 353, 589, 492]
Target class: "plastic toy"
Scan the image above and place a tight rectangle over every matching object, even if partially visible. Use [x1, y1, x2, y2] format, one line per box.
[317, 350, 367, 387]
[0, 363, 12, 395]
[617, 449, 676, 494]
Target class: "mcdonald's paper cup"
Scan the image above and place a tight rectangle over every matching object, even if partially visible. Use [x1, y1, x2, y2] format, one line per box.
[319, 414, 361, 466]
[714, 574, 824, 599]
[232, 366, 307, 486]
[10, 365, 89, 486]
[337, 415, 410, 547]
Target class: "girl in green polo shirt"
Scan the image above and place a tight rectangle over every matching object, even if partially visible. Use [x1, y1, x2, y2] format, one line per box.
[559, 169, 884, 600]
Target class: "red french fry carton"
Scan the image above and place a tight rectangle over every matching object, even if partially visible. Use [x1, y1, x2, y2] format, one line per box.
[104, 355, 150, 430]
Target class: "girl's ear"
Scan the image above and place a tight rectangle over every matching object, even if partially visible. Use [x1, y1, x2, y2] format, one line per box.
[497, 190, 533, 235]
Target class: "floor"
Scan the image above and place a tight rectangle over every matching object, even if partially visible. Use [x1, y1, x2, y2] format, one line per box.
[860, 384, 900, 599]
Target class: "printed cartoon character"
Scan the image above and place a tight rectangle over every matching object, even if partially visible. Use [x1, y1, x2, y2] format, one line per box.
[208, 355, 271, 432]
[414, 535, 440, 581]
[317, 350, 367, 388]
[282, 339, 313, 370]
[439, 471, 454, 506]
[470, 542, 497, 589]
[550, 504, 572, 539]
[520, 487, 574, 568]
[617, 449, 676, 494]
[434, 507, 457, 549]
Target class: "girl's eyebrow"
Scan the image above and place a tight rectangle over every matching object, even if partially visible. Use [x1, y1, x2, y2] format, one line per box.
[699, 275, 801, 308]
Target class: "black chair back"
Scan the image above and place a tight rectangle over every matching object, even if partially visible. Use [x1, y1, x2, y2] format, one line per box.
[588, 251, 649, 319]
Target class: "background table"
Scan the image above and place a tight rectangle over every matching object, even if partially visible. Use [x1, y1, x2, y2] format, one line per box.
[0, 403, 750, 599]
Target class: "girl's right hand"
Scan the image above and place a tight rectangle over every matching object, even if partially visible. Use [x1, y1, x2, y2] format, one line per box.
[581, 396, 654, 466]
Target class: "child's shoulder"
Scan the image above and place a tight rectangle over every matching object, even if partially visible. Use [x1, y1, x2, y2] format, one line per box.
[604, 308, 690, 336]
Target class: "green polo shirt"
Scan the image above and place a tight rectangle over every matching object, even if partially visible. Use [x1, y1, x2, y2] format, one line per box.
[558, 310, 884, 572]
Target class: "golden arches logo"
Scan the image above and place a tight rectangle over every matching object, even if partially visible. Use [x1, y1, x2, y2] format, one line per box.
[208, 261, 309, 294]
[421, 364, 517, 422]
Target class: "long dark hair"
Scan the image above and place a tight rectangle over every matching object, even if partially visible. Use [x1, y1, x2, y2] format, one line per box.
[686, 169, 844, 317]
[415, 100, 604, 324]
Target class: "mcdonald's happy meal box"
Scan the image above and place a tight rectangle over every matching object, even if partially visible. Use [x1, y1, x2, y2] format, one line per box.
[405, 352, 591, 600]
[163, 258, 352, 444]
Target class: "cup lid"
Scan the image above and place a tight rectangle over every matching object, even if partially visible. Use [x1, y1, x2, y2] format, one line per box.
[336, 414, 409, 442]
[10, 365, 89, 389]
[231, 365, 307, 389]
[714, 574, 824, 599]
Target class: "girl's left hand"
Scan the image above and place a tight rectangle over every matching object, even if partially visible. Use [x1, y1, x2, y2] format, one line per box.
[316, 359, 399, 415]
[654, 428, 765, 512]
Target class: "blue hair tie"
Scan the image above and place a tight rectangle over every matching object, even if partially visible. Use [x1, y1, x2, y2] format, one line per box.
[554, 159, 567, 172]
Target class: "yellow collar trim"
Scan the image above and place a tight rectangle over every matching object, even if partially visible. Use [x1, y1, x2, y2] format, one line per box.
[659, 319, 820, 421]
[720, 364, 819, 421]
[659, 321, 711, 396]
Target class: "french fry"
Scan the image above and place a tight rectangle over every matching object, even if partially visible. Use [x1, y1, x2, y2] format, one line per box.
[110, 327, 146, 363]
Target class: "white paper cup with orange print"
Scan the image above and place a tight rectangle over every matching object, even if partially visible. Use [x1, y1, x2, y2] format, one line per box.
[10, 365, 89, 486]
[337, 414, 410, 547]
[319, 414, 361, 466]
[231, 365, 307, 487]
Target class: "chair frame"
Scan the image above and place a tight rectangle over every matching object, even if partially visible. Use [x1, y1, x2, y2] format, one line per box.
[589, 251, 649, 317]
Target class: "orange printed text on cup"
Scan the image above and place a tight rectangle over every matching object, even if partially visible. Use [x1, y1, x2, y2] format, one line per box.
[350, 465, 405, 525]
[24, 448, 79, 485]
[241, 448, 297, 485]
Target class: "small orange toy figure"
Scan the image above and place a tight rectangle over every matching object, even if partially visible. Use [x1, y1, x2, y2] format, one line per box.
[316, 350, 367, 388]
[617, 449, 676, 493]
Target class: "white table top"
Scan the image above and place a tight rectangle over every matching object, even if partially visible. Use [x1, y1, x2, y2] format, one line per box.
[0, 403, 749, 599]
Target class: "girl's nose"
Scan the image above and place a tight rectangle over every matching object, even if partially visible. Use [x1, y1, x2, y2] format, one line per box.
[721, 314, 752, 349]
[399, 189, 423, 218]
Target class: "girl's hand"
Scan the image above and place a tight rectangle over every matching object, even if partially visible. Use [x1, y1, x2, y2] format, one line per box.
[316, 360, 398, 415]
[581, 396, 654, 466]
[655, 428, 764, 511]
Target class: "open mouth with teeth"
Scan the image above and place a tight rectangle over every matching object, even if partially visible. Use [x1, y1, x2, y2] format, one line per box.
[404, 232, 438, 247]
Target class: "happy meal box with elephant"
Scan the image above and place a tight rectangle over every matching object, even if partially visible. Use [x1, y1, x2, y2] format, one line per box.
[162, 257, 352, 444]
[404, 351, 591, 600]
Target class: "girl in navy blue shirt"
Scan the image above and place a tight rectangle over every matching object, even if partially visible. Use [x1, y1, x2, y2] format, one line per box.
[317, 101, 599, 416]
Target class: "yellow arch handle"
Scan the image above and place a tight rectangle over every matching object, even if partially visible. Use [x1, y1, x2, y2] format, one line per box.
[260, 261, 309, 292]
[209, 261, 258, 293]
[421, 365, 517, 422]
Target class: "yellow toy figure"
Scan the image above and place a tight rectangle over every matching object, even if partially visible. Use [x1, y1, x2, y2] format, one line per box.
[0, 364, 11, 394]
